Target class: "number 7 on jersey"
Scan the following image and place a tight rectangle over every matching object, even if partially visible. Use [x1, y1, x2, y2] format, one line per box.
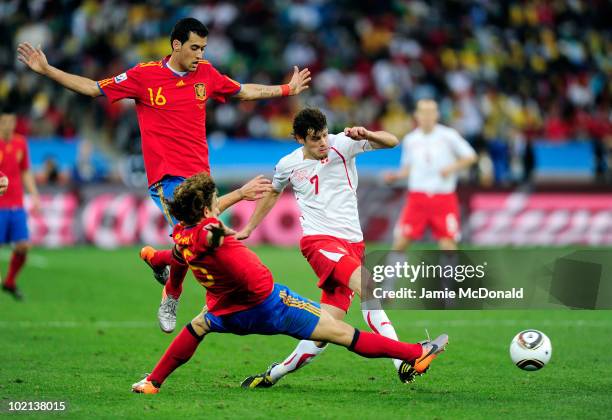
[309, 174, 319, 195]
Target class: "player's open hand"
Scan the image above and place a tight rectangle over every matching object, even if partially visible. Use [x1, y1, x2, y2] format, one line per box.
[17, 43, 50, 75]
[440, 166, 453, 178]
[235, 228, 252, 241]
[240, 175, 272, 201]
[204, 220, 236, 248]
[382, 171, 397, 184]
[0, 172, 8, 196]
[288, 66, 311, 95]
[344, 126, 370, 141]
[30, 194, 42, 215]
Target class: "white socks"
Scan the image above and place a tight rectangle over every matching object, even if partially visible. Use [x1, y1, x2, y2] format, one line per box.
[362, 309, 402, 370]
[269, 308, 402, 383]
[269, 340, 327, 382]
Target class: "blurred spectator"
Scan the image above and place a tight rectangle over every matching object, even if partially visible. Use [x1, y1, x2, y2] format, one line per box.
[0, 0, 609, 185]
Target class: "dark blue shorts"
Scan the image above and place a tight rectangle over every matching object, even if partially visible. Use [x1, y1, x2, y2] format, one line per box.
[148, 176, 186, 227]
[204, 284, 321, 340]
[0, 208, 29, 244]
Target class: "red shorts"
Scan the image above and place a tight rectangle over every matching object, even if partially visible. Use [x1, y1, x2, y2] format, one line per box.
[396, 192, 460, 241]
[300, 235, 365, 312]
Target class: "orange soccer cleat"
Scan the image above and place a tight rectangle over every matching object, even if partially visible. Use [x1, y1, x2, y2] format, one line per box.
[140, 246, 169, 286]
[398, 333, 449, 383]
[131, 375, 160, 394]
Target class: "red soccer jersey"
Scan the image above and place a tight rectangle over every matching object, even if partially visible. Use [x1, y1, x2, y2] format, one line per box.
[0, 134, 30, 208]
[172, 218, 274, 316]
[97, 57, 241, 186]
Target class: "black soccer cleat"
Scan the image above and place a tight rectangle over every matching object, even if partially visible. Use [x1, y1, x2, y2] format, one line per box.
[241, 363, 279, 389]
[398, 334, 449, 383]
[140, 246, 169, 286]
[2, 284, 23, 301]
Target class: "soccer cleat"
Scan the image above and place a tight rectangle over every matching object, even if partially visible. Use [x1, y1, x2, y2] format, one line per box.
[398, 334, 449, 383]
[398, 339, 428, 383]
[140, 246, 169, 286]
[158, 289, 179, 333]
[241, 363, 279, 389]
[2, 284, 23, 301]
[131, 374, 160, 394]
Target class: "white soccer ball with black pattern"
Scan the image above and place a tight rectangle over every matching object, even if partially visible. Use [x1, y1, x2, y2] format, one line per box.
[509, 329, 552, 371]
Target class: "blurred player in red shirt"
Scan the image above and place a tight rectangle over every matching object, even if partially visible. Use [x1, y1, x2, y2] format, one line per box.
[17, 17, 309, 283]
[0, 103, 40, 300]
[130, 172, 448, 394]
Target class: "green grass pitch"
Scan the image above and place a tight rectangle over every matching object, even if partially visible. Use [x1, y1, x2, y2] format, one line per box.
[1, 246, 612, 419]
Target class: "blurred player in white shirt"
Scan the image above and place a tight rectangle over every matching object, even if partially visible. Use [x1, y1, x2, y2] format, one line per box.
[238, 108, 437, 386]
[384, 99, 477, 251]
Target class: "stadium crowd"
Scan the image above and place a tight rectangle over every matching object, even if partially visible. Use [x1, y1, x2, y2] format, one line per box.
[0, 0, 610, 184]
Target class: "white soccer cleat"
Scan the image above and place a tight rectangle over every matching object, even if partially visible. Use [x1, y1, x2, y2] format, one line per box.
[158, 290, 179, 333]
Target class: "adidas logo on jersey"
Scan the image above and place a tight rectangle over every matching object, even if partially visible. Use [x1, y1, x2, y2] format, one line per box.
[176, 80, 185, 87]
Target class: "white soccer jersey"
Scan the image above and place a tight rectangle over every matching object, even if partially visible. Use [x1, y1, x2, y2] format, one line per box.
[272, 133, 372, 242]
[400, 124, 476, 194]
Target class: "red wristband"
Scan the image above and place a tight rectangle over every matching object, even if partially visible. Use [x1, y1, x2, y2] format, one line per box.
[281, 84, 290, 97]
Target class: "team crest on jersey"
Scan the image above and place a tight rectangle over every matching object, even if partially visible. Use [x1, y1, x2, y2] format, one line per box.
[194, 83, 207, 101]
[291, 168, 311, 184]
[114, 72, 128, 84]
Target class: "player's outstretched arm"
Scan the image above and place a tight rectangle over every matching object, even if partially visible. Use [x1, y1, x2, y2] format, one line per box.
[218, 175, 272, 213]
[17, 42, 101, 97]
[383, 165, 410, 184]
[235, 189, 281, 240]
[22, 169, 41, 214]
[234, 66, 310, 100]
[440, 155, 478, 177]
[344, 127, 399, 149]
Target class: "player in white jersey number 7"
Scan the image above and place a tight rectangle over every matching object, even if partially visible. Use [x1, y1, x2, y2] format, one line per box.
[237, 108, 448, 386]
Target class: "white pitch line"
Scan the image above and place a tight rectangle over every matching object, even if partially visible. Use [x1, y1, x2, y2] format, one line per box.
[0, 321, 156, 329]
[0, 319, 609, 329]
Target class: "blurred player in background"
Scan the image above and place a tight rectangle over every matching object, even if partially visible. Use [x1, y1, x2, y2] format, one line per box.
[0, 103, 40, 300]
[384, 99, 477, 252]
[234, 108, 425, 386]
[131, 172, 448, 394]
[16, 17, 309, 284]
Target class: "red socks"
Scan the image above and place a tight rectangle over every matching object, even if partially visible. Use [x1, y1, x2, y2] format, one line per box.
[349, 330, 422, 362]
[3, 251, 27, 289]
[165, 261, 188, 299]
[148, 325, 203, 387]
[151, 249, 172, 267]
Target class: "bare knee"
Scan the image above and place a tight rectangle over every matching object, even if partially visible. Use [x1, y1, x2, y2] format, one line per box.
[190, 307, 210, 336]
[392, 235, 410, 251]
[14, 242, 30, 254]
[438, 238, 457, 251]
[310, 310, 356, 347]
[347, 267, 362, 297]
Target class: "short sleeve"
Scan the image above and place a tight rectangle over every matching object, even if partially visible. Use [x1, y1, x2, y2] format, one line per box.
[208, 64, 241, 103]
[329, 133, 373, 159]
[97, 66, 143, 103]
[400, 135, 411, 167]
[271, 159, 291, 192]
[448, 129, 476, 158]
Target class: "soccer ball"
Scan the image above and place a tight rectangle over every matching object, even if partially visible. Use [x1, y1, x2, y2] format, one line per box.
[509, 329, 552, 371]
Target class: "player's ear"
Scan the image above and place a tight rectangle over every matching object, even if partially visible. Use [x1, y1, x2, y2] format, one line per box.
[172, 39, 182, 52]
